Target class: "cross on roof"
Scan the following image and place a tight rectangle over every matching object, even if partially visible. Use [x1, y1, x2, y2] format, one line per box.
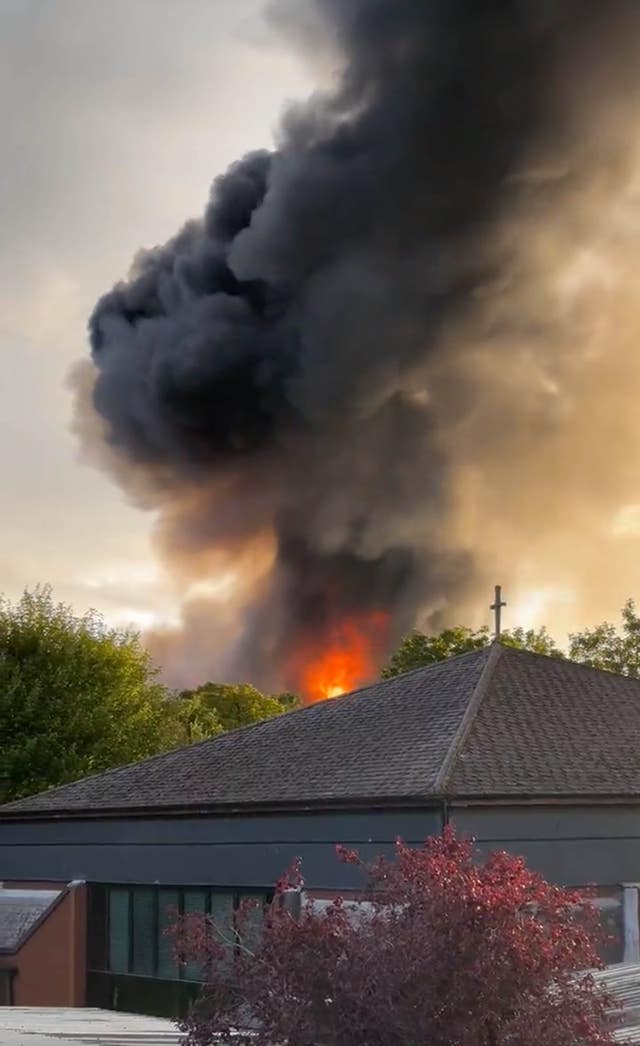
[490, 585, 506, 639]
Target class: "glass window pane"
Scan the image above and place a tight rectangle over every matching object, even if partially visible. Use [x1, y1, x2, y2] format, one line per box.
[238, 893, 266, 954]
[183, 890, 208, 982]
[209, 891, 234, 919]
[209, 892, 235, 947]
[109, 888, 130, 974]
[188, 892, 235, 980]
[158, 889, 181, 980]
[132, 888, 156, 976]
[184, 890, 207, 916]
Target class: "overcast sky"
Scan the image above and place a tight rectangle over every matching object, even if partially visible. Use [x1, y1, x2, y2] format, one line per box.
[0, 0, 314, 630]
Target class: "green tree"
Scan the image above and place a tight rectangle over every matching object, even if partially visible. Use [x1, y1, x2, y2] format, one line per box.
[382, 626, 489, 678]
[0, 586, 174, 802]
[382, 624, 561, 678]
[175, 682, 296, 744]
[169, 693, 224, 746]
[500, 626, 562, 657]
[568, 598, 640, 676]
[273, 691, 301, 712]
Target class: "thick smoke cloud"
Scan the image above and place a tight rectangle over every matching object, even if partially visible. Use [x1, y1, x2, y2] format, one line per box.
[75, 0, 640, 690]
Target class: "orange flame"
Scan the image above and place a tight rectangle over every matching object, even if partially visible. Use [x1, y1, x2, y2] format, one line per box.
[296, 611, 390, 704]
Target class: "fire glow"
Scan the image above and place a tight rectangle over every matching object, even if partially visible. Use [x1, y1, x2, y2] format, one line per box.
[296, 611, 390, 704]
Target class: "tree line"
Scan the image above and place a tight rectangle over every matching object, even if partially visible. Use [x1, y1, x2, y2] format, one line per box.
[383, 599, 640, 678]
[2, 586, 640, 803]
[0, 587, 298, 803]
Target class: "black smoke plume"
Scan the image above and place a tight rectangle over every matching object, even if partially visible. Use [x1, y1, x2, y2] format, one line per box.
[76, 0, 640, 691]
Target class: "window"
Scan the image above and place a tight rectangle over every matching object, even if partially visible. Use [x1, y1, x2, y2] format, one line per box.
[183, 890, 209, 982]
[132, 889, 156, 976]
[157, 890, 180, 980]
[239, 893, 268, 953]
[108, 889, 129, 974]
[208, 891, 235, 951]
[88, 884, 270, 984]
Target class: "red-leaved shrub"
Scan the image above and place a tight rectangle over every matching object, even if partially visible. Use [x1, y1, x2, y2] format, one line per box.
[172, 827, 620, 1046]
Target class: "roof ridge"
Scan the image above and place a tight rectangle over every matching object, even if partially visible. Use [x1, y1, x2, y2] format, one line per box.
[435, 640, 504, 794]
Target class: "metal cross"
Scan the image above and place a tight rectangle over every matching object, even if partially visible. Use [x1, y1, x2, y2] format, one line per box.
[490, 585, 506, 639]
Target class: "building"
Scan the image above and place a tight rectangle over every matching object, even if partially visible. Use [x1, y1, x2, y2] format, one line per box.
[1, 642, 640, 1015]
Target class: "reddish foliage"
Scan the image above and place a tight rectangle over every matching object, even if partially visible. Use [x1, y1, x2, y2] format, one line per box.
[171, 828, 621, 1046]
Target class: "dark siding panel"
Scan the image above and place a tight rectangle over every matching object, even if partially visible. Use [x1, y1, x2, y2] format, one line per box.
[470, 837, 640, 885]
[5, 802, 640, 888]
[0, 809, 442, 889]
[0, 840, 393, 891]
[452, 805, 640, 841]
[0, 841, 392, 889]
[452, 805, 640, 885]
[0, 810, 440, 846]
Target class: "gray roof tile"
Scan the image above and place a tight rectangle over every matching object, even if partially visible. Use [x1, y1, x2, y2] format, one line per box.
[0, 890, 61, 951]
[447, 646, 640, 796]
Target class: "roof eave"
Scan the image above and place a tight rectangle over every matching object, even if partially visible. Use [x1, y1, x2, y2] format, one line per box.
[3, 788, 640, 822]
[448, 792, 640, 806]
[0, 793, 447, 822]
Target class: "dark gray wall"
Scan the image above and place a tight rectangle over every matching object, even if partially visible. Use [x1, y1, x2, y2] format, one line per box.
[0, 809, 442, 890]
[2, 804, 637, 890]
[451, 804, 640, 885]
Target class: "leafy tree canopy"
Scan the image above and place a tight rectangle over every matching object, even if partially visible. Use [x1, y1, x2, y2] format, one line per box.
[174, 682, 299, 745]
[0, 587, 303, 801]
[383, 600, 640, 679]
[382, 624, 560, 678]
[567, 597, 640, 676]
[0, 586, 174, 802]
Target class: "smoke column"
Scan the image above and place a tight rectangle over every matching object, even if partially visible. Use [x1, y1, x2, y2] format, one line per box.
[73, 0, 640, 695]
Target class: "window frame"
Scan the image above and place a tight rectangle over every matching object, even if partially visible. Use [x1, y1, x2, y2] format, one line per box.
[88, 883, 270, 983]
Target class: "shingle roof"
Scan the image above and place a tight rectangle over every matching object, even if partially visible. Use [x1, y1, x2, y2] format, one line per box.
[3, 642, 640, 817]
[447, 645, 640, 796]
[0, 889, 61, 952]
[0, 646, 491, 814]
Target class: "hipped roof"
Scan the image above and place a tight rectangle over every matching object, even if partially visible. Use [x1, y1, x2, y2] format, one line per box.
[3, 642, 640, 818]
